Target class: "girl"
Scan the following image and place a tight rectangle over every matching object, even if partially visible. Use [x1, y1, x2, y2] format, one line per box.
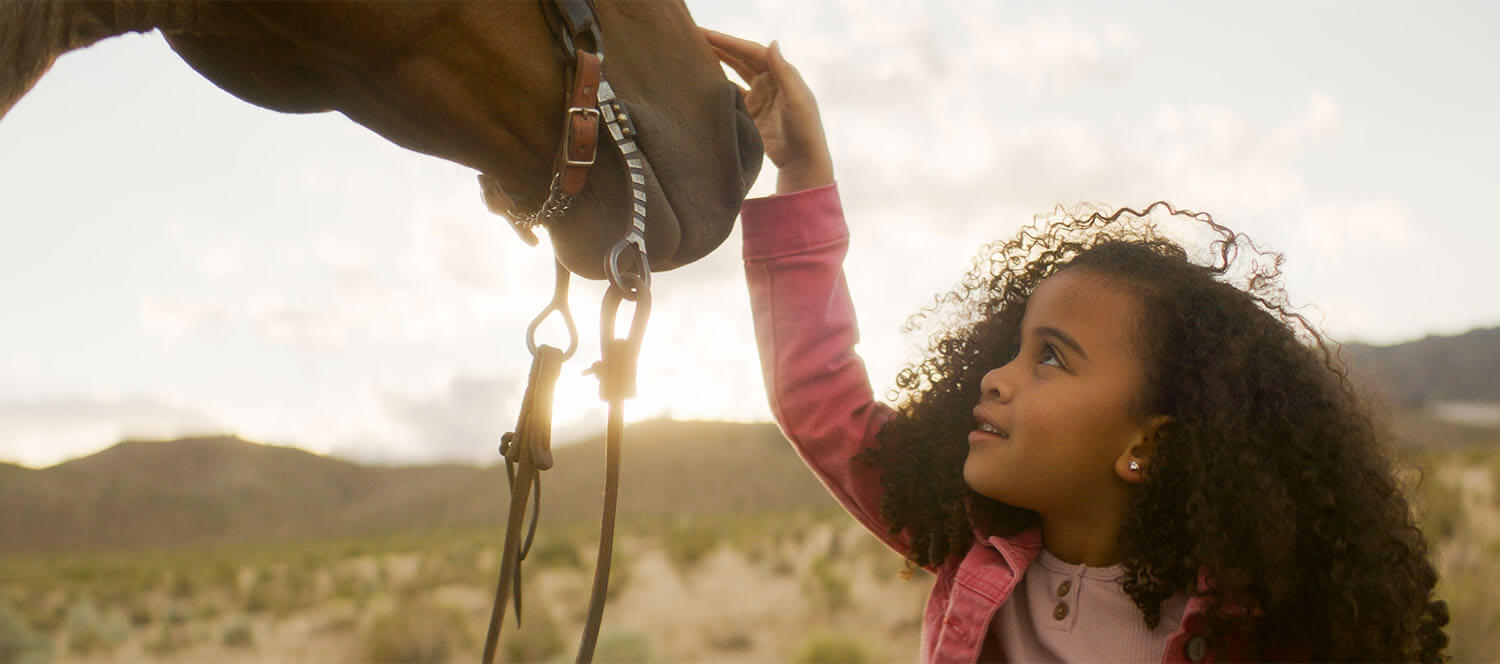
[705, 30, 1449, 663]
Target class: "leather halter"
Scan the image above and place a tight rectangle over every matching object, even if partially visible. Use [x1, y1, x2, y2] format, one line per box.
[476, 0, 650, 297]
[476, 12, 600, 242]
[481, 2, 652, 663]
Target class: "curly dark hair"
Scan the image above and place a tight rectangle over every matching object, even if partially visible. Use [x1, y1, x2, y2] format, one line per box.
[859, 202, 1448, 661]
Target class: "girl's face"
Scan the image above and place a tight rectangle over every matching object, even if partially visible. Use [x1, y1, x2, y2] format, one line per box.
[967, 269, 1160, 520]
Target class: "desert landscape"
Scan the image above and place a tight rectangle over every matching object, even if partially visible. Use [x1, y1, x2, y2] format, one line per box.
[3, 328, 1499, 663]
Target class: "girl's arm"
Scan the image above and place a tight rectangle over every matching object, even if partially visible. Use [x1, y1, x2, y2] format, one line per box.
[707, 30, 909, 557]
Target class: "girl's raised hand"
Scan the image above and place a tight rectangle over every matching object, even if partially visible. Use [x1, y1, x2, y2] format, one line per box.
[702, 29, 833, 193]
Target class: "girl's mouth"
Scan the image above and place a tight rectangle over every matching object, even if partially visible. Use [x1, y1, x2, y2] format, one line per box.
[969, 420, 1010, 444]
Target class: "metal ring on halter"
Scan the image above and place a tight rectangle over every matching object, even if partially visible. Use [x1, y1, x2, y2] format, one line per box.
[605, 235, 651, 301]
[526, 260, 579, 360]
[600, 272, 651, 356]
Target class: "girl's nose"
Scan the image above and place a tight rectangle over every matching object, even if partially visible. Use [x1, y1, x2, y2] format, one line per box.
[980, 364, 1015, 403]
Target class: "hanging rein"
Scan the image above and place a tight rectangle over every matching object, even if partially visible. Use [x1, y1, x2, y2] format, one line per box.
[477, 1, 652, 662]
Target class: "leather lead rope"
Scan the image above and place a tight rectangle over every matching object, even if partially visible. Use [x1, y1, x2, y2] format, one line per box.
[483, 262, 574, 664]
[573, 62, 653, 663]
[483, 2, 656, 661]
[576, 275, 649, 662]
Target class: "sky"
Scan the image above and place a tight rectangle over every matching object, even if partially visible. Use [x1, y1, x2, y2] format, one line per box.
[2, 1, 1498, 468]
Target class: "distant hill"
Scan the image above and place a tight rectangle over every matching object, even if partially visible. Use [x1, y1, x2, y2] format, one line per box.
[0, 421, 839, 554]
[6, 321, 1498, 555]
[1343, 326, 1500, 406]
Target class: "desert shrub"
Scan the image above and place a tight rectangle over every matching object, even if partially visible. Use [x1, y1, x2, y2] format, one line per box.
[499, 599, 562, 664]
[194, 600, 222, 621]
[594, 629, 652, 663]
[532, 535, 584, 570]
[1438, 551, 1500, 661]
[706, 627, 754, 653]
[143, 625, 184, 656]
[661, 520, 720, 574]
[240, 566, 316, 616]
[0, 598, 52, 664]
[241, 568, 275, 613]
[316, 612, 357, 635]
[126, 600, 153, 627]
[743, 540, 769, 566]
[282, 564, 318, 613]
[64, 597, 128, 655]
[603, 551, 634, 602]
[792, 631, 870, 664]
[222, 617, 255, 648]
[165, 601, 190, 625]
[824, 528, 845, 558]
[769, 553, 797, 578]
[24, 601, 65, 636]
[364, 597, 473, 664]
[1490, 457, 1500, 507]
[439, 542, 482, 578]
[802, 556, 852, 614]
[169, 571, 196, 598]
[332, 565, 376, 602]
[1412, 468, 1464, 542]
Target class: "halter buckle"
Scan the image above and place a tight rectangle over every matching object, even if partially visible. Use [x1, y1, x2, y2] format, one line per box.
[563, 106, 601, 167]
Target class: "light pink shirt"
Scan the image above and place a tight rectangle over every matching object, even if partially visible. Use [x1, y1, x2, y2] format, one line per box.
[996, 549, 1188, 662]
[741, 183, 1220, 663]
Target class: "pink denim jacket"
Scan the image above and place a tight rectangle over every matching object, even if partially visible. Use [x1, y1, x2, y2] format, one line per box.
[741, 184, 1224, 663]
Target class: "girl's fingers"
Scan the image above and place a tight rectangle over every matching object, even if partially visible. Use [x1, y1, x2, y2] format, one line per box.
[767, 41, 811, 101]
[701, 28, 770, 66]
[712, 46, 764, 85]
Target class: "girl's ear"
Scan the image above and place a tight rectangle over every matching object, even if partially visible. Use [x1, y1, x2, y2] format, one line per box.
[1117, 414, 1170, 484]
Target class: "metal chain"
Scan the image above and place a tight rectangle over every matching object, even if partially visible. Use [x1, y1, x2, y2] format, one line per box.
[504, 172, 575, 231]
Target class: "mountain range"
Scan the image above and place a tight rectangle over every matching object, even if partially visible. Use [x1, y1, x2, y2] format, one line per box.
[1343, 326, 1500, 405]
[2, 327, 1496, 554]
[0, 421, 838, 554]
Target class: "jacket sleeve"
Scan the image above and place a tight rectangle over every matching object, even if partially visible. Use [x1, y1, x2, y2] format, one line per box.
[741, 183, 910, 557]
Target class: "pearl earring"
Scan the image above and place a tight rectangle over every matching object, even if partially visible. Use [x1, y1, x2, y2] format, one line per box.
[1128, 460, 1141, 472]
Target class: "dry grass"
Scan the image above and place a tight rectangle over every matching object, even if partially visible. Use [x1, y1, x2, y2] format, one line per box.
[0, 511, 929, 663]
[2, 443, 1496, 662]
[1403, 445, 1500, 661]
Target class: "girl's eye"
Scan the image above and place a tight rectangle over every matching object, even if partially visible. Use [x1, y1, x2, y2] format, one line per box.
[1039, 344, 1063, 368]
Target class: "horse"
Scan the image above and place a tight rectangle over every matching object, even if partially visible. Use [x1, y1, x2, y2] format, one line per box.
[0, 0, 764, 279]
[4, 2, 762, 660]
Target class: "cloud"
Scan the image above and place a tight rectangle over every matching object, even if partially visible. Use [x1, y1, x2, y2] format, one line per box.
[400, 210, 510, 292]
[979, 13, 1137, 91]
[370, 374, 521, 465]
[145, 190, 541, 349]
[832, 93, 1344, 236]
[776, 4, 1136, 101]
[1292, 199, 1412, 271]
[138, 293, 234, 340]
[170, 224, 251, 280]
[0, 396, 225, 468]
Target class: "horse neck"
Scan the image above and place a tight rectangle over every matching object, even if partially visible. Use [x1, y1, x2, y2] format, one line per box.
[0, 0, 193, 120]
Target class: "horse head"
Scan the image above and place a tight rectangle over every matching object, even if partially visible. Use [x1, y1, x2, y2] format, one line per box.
[1, 0, 762, 279]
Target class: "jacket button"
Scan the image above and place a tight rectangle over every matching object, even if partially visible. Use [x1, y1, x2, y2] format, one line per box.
[1052, 602, 1068, 620]
[1056, 580, 1071, 596]
[1186, 635, 1208, 662]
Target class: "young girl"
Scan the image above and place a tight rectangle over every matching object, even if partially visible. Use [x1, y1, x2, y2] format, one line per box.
[705, 30, 1449, 663]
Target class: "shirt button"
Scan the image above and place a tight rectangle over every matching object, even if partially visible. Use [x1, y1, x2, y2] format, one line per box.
[1052, 602, 1069, 620]
[1186, 635, 1208, 662]
[1056, 580, 1071, 596]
